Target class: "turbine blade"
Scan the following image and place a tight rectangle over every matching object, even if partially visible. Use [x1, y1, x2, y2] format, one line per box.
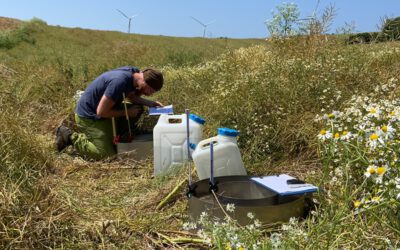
[116, 9, 129, 19]
[190, 16, 206, 27]
[205, 20, 216, 26]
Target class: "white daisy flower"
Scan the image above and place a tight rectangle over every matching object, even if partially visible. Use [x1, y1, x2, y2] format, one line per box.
[247, 212, 255, 219]
[366, 133, 384, 150]
[340, 131, 352, 141]
[365, 165, 377, 178]
[395, 178, 400, 189]
[371, 196, 381, 204]
[318, 129, 332, 141]
[254, 219, 261, 227]
[380, 124, 396, 139]
[366, 105, 381, 118]
[226, 203, 235, 213]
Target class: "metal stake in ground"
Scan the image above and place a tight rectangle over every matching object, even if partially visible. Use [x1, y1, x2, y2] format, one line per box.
[122, 92, 132, 140]
[209, 142, 218, 192]
[185, 109, 196, 198]
[185, 109, 192, 188]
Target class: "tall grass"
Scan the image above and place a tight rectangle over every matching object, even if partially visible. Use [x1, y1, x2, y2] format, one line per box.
[0, 93, 78, 248]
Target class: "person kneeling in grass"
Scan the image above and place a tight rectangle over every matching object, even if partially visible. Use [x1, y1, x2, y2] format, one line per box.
[55, 66, 164, 160]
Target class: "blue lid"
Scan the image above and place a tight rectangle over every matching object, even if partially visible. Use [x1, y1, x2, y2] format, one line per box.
[189, 142, 197, 150]
[189, 114, 206, 125]
[217, 127, 239, 137]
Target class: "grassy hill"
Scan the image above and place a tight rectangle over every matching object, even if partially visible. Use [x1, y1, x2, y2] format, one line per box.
[0, 17, 263, 67]
[1, 17, 400, 248]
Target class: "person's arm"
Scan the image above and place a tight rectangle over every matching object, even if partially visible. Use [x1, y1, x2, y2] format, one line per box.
[96, 95, 140, 118]
[127, 93, 163, 107]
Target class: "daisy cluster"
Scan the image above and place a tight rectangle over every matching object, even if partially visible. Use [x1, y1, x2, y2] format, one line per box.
[183, 205, 264, 249]
[316, 78, 400, 209]
[269, 217, 307, 249]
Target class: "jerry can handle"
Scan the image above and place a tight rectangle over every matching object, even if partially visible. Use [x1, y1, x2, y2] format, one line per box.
[158, 114, 185, 124]
[197, 137, 218, 150]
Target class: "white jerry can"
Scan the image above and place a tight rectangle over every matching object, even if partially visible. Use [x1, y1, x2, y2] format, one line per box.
[192, 128, 247, 180]
[153, 113, 205, 175]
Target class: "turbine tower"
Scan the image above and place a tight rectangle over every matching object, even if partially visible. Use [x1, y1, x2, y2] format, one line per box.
[190, 16, 215, 38]
[116, 9, 139, 34]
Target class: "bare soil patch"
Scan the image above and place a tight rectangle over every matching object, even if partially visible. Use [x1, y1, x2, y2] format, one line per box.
[0, 16, 22, 31]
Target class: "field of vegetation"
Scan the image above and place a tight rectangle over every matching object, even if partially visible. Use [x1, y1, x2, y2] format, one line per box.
[1, 16, 400, 249]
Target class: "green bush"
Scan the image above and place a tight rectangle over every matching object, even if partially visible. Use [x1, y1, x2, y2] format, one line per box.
[347, 32, 381, 44]
[381, 16, 400, 41]
[346, 16, 400, 44]
[0, 18, 46, 49]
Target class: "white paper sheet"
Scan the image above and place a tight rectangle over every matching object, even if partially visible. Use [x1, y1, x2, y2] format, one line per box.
[149, 105, 174, 115]
[251, 174, 318, 196]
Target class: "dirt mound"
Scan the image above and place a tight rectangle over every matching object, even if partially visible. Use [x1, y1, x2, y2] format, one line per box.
[0, 16, 22, 31]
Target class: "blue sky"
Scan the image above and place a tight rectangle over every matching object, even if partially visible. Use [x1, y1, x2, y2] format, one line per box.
[0, 1, 399, 38]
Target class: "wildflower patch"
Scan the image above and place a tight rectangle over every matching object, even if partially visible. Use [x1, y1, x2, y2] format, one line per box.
[316, 78, 400, 210]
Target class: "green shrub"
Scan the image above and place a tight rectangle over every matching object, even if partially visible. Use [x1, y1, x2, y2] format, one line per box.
[381, 16, 400, 41]
[0, 18, 46, 49]
[346, 16, 400, 44]
[347, 32, 381, 44]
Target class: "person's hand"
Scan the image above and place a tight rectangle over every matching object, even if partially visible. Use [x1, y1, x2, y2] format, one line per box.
[127, 106, 141, 117]
[152, 101, 163, 107]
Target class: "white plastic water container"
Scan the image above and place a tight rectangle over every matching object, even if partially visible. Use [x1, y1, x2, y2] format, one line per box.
[192, 128, 247, 180]
[153, 113, 205, 175]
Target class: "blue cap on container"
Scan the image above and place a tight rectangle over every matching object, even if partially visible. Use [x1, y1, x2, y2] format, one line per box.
[189, 142, 197, 150]
[217, 127, 239, 137]
[189, 114, 206, 125]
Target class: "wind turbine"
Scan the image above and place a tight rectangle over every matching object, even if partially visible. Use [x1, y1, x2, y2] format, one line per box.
[190, 16, 215, 38]
[116, 9, 139, 34]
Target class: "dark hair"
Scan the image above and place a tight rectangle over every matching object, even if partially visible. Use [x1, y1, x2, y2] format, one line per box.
[142, 68, 164, 91]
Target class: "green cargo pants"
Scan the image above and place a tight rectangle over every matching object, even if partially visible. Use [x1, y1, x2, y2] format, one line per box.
[71, 114, 116, 160]
[71, 103, 144, 160]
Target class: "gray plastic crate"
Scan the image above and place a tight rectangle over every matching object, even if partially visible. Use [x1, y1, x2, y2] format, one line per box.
[116, 133, 153, 161]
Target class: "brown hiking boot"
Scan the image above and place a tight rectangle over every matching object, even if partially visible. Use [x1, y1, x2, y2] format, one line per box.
[55, 125, 73, 151]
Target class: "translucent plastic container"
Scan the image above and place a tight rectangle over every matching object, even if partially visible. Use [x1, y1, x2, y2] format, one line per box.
[192, 128, 247, 180]
[153, 113, 205, 175]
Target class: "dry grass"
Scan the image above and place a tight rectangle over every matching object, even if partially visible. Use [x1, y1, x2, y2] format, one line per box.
[45, 154, 203, 248]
